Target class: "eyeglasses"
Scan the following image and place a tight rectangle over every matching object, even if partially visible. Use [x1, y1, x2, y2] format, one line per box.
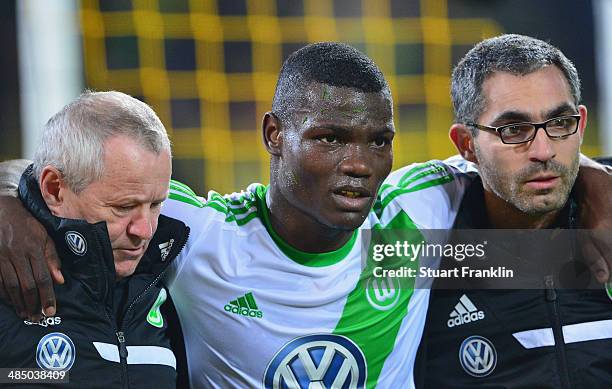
[466, 115, 581, 144]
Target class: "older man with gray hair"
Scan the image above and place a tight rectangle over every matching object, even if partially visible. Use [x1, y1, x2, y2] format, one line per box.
[0, 91, 187, 388]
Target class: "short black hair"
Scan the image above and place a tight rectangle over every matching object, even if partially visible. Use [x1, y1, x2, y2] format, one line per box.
[272, 42, 389, 121]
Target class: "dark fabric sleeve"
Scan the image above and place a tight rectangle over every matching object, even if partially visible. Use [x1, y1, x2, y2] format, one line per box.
[594, 156, 612, 167]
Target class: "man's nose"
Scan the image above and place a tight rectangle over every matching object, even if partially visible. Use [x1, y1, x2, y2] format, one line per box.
[339, 145, 373, 178]
[127, 210, 155, 241]
[528, 127, 556, 163]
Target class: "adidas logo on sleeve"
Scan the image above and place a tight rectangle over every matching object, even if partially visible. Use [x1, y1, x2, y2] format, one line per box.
[224, 292, 264, 319]
[159, 239, 174, 261]
[447, 294, 485, 328]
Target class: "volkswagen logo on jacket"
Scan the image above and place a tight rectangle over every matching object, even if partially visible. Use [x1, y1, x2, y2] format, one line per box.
[65, 231, 87, 256]
[459, 335, 497, 377]
[36, 332, 76, 371]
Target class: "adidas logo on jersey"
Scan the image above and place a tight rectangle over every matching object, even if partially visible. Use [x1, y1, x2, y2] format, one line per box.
[447, 294, 485, 328]
[159, 239, 174, 261]
[224, 292, 263, 319]
[24, 316, 62, 327]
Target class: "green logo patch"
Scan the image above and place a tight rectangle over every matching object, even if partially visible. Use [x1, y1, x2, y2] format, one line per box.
[147, 288, 167, 328]
[224, 292, 263, 319]
[366, 276, 402, 311]
[606, 281, 612, 302]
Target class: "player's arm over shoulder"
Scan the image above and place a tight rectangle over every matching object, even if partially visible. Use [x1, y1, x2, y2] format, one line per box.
[0, 159, 32, 195]
[378, 157, 477, 229]
[163, 180, 265, 244]
[162, 180, 265, 285]
[163, 180, 221, 239]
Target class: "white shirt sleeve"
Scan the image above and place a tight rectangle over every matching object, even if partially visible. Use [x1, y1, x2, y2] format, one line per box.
[161, 182, 219, 287]
[380, 158, 477, 230]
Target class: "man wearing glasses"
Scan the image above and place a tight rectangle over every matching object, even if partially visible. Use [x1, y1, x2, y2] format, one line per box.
[415, 34, 612, 387]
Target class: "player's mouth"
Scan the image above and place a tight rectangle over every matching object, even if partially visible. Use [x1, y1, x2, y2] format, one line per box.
[332, 186, 372, 211]
[340, 190, 361, 198]
[524, 174, 560, 191]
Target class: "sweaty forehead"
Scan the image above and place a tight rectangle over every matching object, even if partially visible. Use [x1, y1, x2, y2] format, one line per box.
[288, 82, 393, 125]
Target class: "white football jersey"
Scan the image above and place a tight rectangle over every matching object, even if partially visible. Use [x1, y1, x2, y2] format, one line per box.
[162, 159, 473, 388]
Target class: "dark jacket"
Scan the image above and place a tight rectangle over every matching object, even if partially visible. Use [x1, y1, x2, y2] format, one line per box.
[0, 166, 189, 388]
[415, 177, 612, 389]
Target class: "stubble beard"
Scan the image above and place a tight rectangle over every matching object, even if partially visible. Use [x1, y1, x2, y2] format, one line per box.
[474, 143, 580, 216]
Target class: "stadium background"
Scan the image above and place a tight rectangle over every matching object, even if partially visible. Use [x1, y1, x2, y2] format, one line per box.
[0, 0, 609, 195]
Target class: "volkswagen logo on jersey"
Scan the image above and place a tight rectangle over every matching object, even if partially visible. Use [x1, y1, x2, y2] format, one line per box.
[36, 332, 76, 371]
[65, 231, 87, 256]
[263, 334, 367, 389]
[366, 276, 401, 311]
[459, 335, 496, 378]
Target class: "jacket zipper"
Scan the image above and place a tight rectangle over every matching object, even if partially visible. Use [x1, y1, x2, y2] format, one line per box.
[116, 331, 129, 386]
[98, 226, 190, 388]
[94, 230, 131, 389]
[102, 304, 129, 388]
[120, 227, 190, 325]
[544, 275, 571, 389]
[114, 226, 191, 387]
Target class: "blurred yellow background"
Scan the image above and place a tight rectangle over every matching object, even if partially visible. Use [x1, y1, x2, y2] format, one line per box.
[12, 0, 595, 194]
[81, 0, 505, 194]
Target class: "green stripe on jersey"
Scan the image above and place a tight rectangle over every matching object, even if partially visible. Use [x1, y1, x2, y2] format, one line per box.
[398, 165, 447, 188]
[168, 191, 205, 208]
[396, 162, 441, 188]
[379, 174, 454, 210]
[333, 210, 422, 387]
[168, 181, 264, 227]
[374, 162, 453, 215]
[225, 209, 260, 226]
[170, 180, 198, 198]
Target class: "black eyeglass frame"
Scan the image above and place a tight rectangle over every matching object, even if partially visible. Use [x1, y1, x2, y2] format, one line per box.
[466, 115, 581, 145]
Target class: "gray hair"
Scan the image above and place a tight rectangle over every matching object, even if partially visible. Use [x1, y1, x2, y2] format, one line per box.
[451, 34, 581, 129]
[33, 90, 171, 193]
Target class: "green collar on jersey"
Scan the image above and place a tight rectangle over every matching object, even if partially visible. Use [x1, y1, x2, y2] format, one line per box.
[258, 186, 358, 267]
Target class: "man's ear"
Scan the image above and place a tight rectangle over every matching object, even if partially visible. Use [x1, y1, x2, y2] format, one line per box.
[449, 123, 478, 163]
[39, 166, 67, 213]
[262, 112, 282, 156]
[578, 104, 588, 141]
